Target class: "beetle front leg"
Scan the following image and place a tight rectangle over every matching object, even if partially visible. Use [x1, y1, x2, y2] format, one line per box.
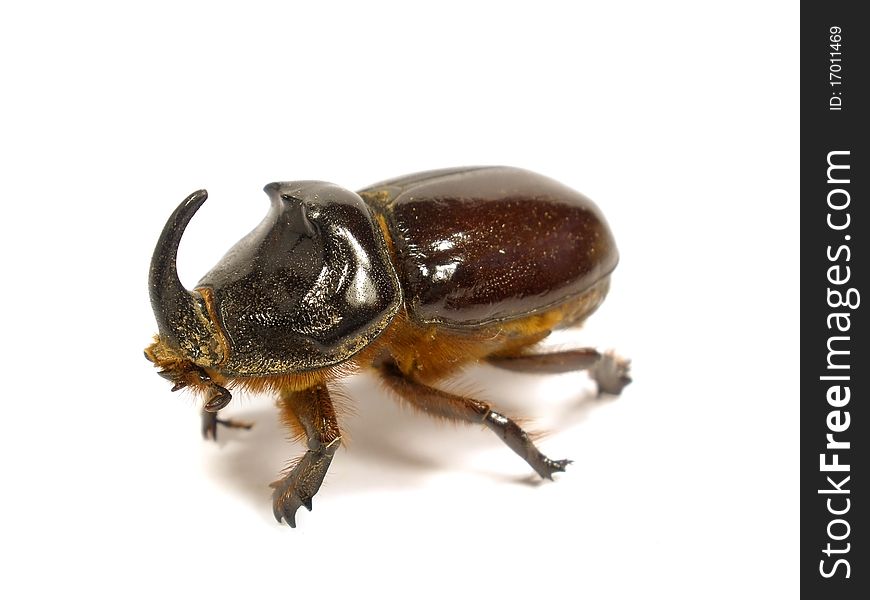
[378, 361, 569, 480]
[201, 409, 254, 440]
[152, 359, 250, 438]
[271, 384, 341, 527]
[487, 348, 632, 395]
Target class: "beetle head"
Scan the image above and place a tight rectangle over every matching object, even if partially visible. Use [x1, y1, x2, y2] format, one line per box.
[149, 190, 226, 368]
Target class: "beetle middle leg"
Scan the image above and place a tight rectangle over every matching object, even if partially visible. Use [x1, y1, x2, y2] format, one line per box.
[378, 360, 570, 480]
[488, 348, 632, 395]
[270, 384, 342, 527]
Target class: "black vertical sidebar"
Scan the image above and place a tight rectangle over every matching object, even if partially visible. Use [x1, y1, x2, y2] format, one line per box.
[801, 3, 867, 597]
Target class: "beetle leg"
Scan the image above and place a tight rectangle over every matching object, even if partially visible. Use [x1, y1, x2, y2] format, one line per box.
[201, 409, 254, 441]
[270, 385, 341, 527]
[487, 349, 632, 395]
[378, 361, 569, 480]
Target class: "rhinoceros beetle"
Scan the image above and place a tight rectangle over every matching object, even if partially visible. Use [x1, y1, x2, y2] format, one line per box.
[145, 166, 631, 527]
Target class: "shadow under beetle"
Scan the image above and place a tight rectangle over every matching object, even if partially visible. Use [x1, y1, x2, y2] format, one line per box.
[145, 166, 631, 527]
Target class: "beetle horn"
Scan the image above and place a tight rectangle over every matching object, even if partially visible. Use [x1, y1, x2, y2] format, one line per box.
[149, 190, 223, 364]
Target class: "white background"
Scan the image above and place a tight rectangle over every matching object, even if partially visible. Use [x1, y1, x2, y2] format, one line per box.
[0, 2, 798, 598]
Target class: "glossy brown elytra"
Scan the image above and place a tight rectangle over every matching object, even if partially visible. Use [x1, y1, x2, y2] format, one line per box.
[144, 166, 631, 527]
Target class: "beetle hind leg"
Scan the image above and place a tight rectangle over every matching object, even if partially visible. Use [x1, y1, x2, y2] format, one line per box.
[270, 384, 341, 527]
[378, 361, 570, 480]
[488, 348, 632, 395]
